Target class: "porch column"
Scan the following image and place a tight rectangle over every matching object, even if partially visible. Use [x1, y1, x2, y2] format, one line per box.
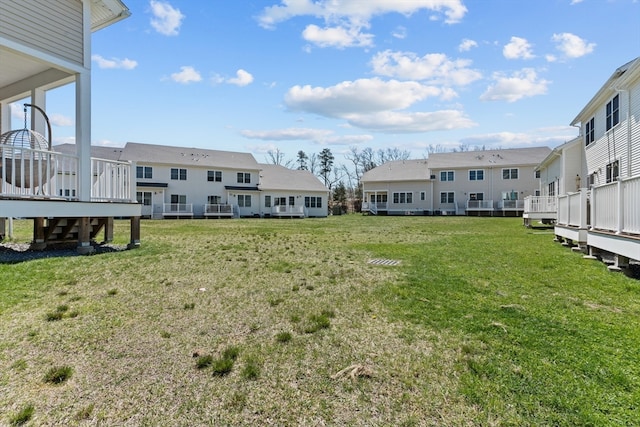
[75, 71, 92, 202]
[0, 101, 11, 134]
[77, 217, 94, 254]
[128, 216, 141, 249]
[104, 217, 114, 243]
[30, 88, 46, 137]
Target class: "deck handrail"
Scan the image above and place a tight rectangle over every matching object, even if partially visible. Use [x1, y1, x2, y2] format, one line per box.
[523, 195, 557, 214]
[466, 200, 493, 209]
[591, 175, 640, 235]
[204, 203, 233, 214]
[163, 203, 193, 214]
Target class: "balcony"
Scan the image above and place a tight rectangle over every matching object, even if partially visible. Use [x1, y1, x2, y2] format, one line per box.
[163, 203, 193, 218]
[271, 205, 305, 218]
[203, 203, 233, 217]
[523, 196, 557, 226]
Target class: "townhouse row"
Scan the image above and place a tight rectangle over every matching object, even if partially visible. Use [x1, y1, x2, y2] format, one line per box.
[55, 142, 330, 219]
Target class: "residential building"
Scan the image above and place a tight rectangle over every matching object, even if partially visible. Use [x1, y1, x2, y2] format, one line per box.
[361, 147, 551, 216]
[554, 57, 640, 269]
[57, 142, 329, 219]
[0, 0, 140, 252]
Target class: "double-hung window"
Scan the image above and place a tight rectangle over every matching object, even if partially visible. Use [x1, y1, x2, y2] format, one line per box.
[585, 117, 595, 146]
[171, 168, 187, 180]
[440, 171, 454, 181]
[440, 192, 454, 204]
[469, 169, 484, 181]
[606, 94, 619, 131]
[136, 166, 152, 179]
[238, 194, 252, 207]
[207, 170, 222, 182]
[502, 168, 518, 180]
[393, 192, 413, 204]
[606, 160, 619, 183]
[305, 197, 322, 208]
[237, 172, 251, 184]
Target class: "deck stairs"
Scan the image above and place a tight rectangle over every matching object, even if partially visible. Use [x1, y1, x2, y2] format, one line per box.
[43, 218, 108, 244]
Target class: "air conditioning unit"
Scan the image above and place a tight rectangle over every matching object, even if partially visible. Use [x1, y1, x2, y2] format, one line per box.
[430, 175, 436, 179]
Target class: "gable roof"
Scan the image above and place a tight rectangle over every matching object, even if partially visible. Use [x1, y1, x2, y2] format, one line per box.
[361, 159, 429, 183]
[427, 147, 551, 169]
[91, 0, 131, 32]
[122, 142, 260, 170]
[53, 143, 125, 161]
[258, 164, 328, 192]
[571, 56, 640, 126]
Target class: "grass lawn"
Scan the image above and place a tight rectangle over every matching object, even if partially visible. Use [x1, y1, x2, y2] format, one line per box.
[1, 216, 639, 425]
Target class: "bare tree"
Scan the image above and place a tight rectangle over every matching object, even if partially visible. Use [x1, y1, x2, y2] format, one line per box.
[266, 148, 294, 168]
[308, 152, 319, 175]
[376, 147, 411, 164]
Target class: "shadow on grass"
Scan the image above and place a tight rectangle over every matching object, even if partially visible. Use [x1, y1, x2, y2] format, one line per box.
[0, 242, 129, 264]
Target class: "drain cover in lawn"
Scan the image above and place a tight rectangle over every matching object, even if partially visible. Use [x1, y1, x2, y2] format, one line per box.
[368, 258, 401, 266]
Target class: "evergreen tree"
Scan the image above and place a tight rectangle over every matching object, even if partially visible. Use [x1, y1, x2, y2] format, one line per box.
[318, 148, 334, 188]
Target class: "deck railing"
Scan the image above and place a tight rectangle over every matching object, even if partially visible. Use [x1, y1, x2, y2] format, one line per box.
[557, 189, 588, 228]
[1, 147, 135, 203]
[524, 196, 557, 214]
[591, 176, 640, 235]
[204, 204, 233, 215]
[272, 205, 305, 215]
[163, 203, 193, 215]
[91, 157, 133, 202]
[466, 200, 494, 209]
[498, 199, 524, 210]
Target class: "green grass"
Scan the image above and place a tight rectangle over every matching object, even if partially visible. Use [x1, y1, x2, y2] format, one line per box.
[1, 216, 640, 425]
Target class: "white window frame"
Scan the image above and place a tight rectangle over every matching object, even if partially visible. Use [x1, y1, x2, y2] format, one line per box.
[440, 170, 454, 182]
[502, 168, 519, 180]
[440, 192, 454, 204]
[469, 169, 484, 181]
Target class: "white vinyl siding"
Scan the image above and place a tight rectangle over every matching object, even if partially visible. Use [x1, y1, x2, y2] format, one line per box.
[0, 0, 84, 65]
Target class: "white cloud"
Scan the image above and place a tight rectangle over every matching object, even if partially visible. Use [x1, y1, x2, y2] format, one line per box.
[170, 66, 202, 84]
[551, 32, 595, 59]
[302, 24, 374, 49]
[344, 110, 476, 133]
[258, 0, 466, 48]
[50, 114, 73, 127]
[285, 78, 442, 117]
[240, 127, 373, 145]
[149, 0, 184, 36]
[370, 50, 482, 87]
[570, 0, 584, 4]
[460, 127, 576, 149]
[92, 54, 138, 70]
[480, 68, 549, 103]
[503, 36, 535, 60]
[227, 69, 254, 87]
[458, 38, 478, 52]
[392, 26, 407, 40]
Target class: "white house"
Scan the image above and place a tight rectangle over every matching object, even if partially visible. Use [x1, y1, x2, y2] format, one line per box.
[361, 147, 550, 216]
[554, 57, 640, 270]
[522, 137, 587, 226]
[0, 0, 140, 253]
[110, 142, 328, 219]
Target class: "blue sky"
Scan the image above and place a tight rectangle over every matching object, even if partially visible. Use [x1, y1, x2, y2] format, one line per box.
[19, 0, 640, 163]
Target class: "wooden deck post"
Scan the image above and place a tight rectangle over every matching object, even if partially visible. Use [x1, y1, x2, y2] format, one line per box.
[128, 216, 141, 249]
[77, 217, 95, 254]
[31, 217, 47, 250]
[104, 217, 114, 243]
[0, 218, 5, 241]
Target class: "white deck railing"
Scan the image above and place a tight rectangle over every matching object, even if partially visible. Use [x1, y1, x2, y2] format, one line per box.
[91, 157, 133, 202]
[557, 190, 588, 228]
[163, 203, 193, 216]
[498, 199, 524, 210]
[524, 196, 557, 214]
[204, 204, 233, 215]
[466, 200, 494, 209]
[272, 205, 305, 216]
[591, 176, 640, 235]
[1, 146, 134, 202]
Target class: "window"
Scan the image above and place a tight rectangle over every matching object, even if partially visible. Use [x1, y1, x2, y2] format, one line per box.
[548, 182, 556, 197]
[237, 172, 251, 184]
[440, 192, 454, 204]
[535, 170, 541, 179]
[370, 194, 387, 203]
[238, 194, 251, 207]
[420, 191, 426, 201]
[207, 170, 222, 182]
[171, 194, 186, 204]
[606, 160, 619, 183]
[289, 196, 295, 206]
[393, 192, 413, 204]
[136, 166, 152, 179]
[305, 197, 322, 208]
[274, 197, 286, 206]
[207, 195, 221, 204]
[171, 168, 187, 180]
[265, 195, 271, 208]
[440, 171, 454, 181]
[606, 94, 619, 131]
[136, 191, 152, 206]
[469, 170, 484, 181]
[502, 168, 518, 180]
[585, 117, 595, 146]
[468, 193, 484, 201]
